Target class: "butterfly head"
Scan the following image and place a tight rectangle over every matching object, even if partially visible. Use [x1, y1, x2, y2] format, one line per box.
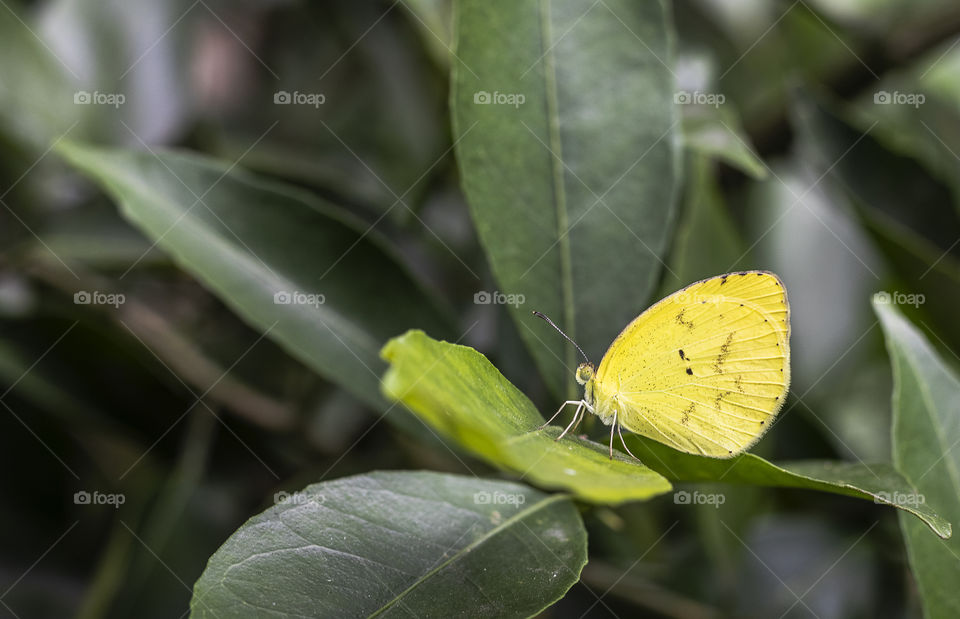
[530, 310, 595, 388]
[575, 362, 595, 385]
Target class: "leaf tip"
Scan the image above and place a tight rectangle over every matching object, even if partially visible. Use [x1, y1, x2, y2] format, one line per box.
[380, 329, 427, 363]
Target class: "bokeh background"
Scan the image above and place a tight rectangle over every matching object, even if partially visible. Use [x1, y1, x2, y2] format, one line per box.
[1, 0, 959, 617]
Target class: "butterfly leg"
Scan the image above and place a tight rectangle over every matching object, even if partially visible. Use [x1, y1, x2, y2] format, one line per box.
[555, 402, 585, 441]
[616, 422, 642, 462]
[537, 400, 583, 430]
[609, 413, 617, 459]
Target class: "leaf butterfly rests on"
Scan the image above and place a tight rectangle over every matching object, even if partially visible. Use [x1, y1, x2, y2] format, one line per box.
[534, 271, 791, 459]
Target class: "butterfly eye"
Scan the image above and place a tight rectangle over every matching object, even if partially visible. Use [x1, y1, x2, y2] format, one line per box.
[575, 363, 595, 385]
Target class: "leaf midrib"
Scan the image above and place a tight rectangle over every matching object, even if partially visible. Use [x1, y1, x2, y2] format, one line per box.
[538, 0, 577, 396]
[367, 493, 570, 617]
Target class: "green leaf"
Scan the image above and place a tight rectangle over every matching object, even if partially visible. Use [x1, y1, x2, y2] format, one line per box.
[209, 2, 448, 219]
[845, 38, 960, 210]
[859, 206, 960, 350]
[451, 0, 681, 397]
[877, 300, 960, 617]
[794, 92, 960, 351]
[190, 471, 587, 618]
[378, 327, 950, 536]
[673, 46, 765, 178]
[38, 0, 193, 145]
[26, 206, 167, 269]
[658, 155, 745, 296]
[381, 330, 672, 504]
[624, 436, 952, 539]
[0, 0, 79, 148]
[57, 142, 453, 414]
[681, 103, 767, 180]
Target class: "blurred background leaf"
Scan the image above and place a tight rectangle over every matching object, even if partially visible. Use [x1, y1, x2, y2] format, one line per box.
[57, 142, 454, 417]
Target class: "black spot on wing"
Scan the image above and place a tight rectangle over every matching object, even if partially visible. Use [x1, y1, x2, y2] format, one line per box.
[685, 368, 693, 375]
[678, 349, 686, 360]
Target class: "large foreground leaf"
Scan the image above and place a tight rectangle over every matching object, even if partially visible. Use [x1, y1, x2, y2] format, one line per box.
[58, 143, 452, 414]
[877, 301, 960, 617]
[625, 436, 951, 539]
[381, 330, 672, 504]
[190, 471, 586, 618]
[452, 0, 680, 397]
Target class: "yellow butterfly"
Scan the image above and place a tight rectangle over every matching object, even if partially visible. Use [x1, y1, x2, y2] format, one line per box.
[535, 271, 790, 459]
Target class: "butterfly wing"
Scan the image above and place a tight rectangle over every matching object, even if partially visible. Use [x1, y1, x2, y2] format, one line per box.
[593, 271, 790, 458]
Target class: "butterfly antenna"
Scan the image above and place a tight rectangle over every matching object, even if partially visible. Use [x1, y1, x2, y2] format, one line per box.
[531, 311, 590, 363]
